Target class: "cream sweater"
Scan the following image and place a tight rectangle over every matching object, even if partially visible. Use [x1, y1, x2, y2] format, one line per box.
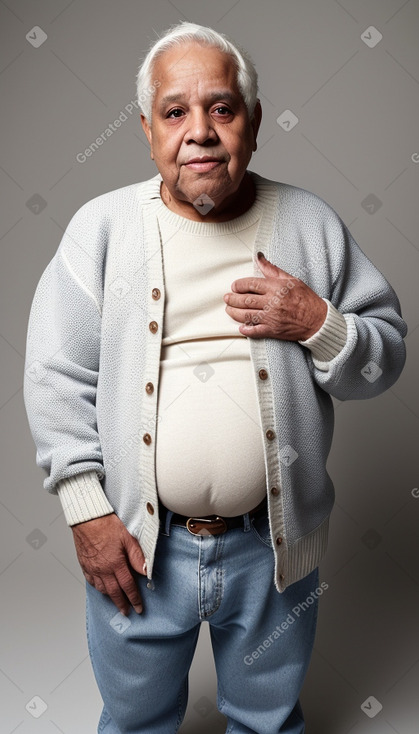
[154, 194, 345, 516]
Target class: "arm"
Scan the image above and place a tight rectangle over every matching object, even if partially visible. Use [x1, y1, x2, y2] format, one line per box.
[224, 230, 407, 401]
[300, 224, 407, 400]
[23, 205, 146, 614]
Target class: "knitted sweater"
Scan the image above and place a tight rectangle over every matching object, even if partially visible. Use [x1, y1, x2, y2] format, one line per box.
[23, 170, 407, 592]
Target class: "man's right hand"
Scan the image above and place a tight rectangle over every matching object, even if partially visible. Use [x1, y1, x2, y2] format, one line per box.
[71, 513, 147, 616]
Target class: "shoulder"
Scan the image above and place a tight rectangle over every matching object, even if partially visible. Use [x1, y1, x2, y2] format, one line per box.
[250, 169, 343, 225]
[68, 173, 161, 225]
[260, 174, 340, 219]
[58, 176, 159, 270]
[249, 171, 354, 275]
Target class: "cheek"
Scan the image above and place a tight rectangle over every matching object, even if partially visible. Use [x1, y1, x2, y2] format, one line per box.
[153, 132, 179, 161]
[225, 134, 252, 167]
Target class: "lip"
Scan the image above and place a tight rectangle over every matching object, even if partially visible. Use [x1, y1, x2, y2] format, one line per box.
[185, 157, 223, 172]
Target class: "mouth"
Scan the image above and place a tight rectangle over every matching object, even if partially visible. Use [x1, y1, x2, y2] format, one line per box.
[184, 157, 224, 172]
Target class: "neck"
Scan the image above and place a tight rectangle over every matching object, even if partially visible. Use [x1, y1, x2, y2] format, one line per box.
[160, 172, 256, 222]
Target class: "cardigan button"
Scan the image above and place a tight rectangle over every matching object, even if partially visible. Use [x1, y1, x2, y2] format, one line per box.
[146, 502, 154, 515]
[151, 288, 161, 300]
[258, 368, 268, 380]
[149, 321, 158, 334]
[279, 573, 285, 582]
[271, 486, 279, 496]
[276, 536, 283, 545]
[145, 382, 154, 394]
[143, 433, 152, 445]
[266, 429, 275, 441]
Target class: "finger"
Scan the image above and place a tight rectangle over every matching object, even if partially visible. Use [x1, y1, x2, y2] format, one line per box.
[123, 531, 147, 575]
[223, 292, 265, 309]
[114, 565, 143, 614]
[230, 277, 268, 295]
[256, 253, 301, 287]
[256, 252, 293, 279]
[92, 574, 107, 594]
[238, 322, 273, 338]
[256, 252, 281, 275]
[101, 574, 132, 616]
[225, 305, 262, 327]
[84, 572, 95, 587]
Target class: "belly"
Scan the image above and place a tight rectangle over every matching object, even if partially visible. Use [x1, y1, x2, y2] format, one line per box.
[155, 338, 267, 516]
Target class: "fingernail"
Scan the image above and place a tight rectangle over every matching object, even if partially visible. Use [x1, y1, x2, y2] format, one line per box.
[142, 562, 147, 575]
[257, 251, 265, 259]
[134, 604, 143, 614]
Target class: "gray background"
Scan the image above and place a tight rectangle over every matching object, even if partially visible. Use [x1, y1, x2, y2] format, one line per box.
[1, 0, 418, 732]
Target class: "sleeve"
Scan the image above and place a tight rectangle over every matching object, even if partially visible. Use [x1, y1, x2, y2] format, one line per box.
[300, 218, 407, 401]
[56, 471, 114, 526]
[23, 202, 115, 521]
[298, 298, 348, 361]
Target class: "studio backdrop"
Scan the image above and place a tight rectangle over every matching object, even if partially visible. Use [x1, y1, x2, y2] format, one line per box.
[1, 1, 418, 732]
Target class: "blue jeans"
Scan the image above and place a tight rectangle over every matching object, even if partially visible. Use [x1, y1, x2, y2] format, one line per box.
[85, 507, 319, 733]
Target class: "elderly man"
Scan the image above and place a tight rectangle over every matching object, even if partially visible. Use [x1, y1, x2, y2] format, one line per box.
[24, 20, 406, 734]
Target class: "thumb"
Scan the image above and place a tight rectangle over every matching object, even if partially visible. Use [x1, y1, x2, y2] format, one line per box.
[256, 252, 292, 279]
[123, 529, 147, 575]
[256, 251, 281, 276]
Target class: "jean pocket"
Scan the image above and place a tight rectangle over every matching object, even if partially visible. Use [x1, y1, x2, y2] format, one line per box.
[250, 512, 272, 548]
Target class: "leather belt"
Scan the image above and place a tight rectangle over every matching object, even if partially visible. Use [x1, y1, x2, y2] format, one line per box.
[159, 496, 268, 536]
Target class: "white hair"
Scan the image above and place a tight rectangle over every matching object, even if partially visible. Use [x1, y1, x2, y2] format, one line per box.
[136, 21, 259, 123]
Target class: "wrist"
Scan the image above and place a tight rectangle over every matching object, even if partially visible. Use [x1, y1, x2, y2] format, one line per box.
[298, 298, 348, 361]
[302, 298, 328, 340]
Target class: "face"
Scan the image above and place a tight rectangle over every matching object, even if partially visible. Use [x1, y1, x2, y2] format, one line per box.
[141, 42, 262, 221]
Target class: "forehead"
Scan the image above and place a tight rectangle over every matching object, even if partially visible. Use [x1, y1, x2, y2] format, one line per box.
[152, 42, 240, 96]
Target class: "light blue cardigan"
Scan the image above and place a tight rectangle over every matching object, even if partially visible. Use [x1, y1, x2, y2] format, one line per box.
[23, 170, 407, 592]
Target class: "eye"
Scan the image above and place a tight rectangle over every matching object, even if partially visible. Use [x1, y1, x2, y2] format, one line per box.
[214, 106, 232, 115]
[166, 108, 184, 118]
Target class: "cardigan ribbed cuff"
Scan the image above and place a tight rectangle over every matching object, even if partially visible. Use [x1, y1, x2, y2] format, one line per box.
[56, 470, 114, 526]
[298, 298, 347, 362]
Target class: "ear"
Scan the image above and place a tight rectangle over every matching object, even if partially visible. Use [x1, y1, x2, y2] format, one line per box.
[140, 114, 154, 160]
[250, 99, 262, 152]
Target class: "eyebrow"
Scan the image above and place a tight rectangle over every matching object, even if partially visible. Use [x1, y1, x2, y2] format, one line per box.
[158, 90, 239, 113]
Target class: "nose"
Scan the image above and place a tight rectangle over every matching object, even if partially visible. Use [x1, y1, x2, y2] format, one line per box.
[184, 106, 218, 145]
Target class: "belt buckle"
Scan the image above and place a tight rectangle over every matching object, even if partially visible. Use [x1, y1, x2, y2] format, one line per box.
[186, 515, 228, 536]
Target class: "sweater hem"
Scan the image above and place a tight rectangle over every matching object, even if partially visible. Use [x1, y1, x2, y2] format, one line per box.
[275, 514, 330, 592]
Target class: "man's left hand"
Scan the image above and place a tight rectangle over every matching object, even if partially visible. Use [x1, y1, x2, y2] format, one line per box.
[224, 252, 327, 341]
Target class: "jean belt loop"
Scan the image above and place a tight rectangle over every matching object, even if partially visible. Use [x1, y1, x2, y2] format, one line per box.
[243, 511, 251, 532]
[164, 508, 174, 536]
